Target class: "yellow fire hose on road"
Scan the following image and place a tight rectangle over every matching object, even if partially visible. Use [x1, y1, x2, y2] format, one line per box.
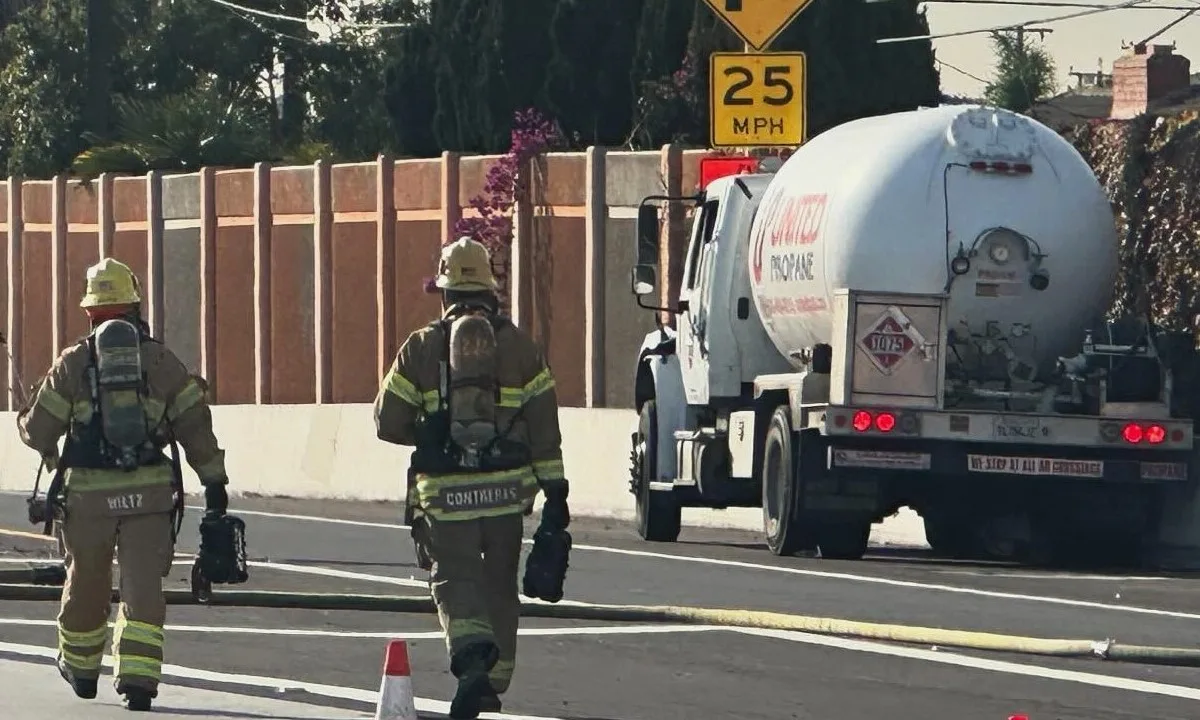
[2, 567, 1200, 668]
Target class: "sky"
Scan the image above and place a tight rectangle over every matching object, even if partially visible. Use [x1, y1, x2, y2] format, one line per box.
[919, 0, 1200, 97]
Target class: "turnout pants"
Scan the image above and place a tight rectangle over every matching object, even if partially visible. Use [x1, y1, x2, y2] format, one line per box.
[421, 512, 524, 693]
[56, 511, 174, 693]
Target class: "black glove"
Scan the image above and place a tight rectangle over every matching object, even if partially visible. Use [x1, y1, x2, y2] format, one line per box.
[541, 483, 570, 530]
[204, 482, 229, 516]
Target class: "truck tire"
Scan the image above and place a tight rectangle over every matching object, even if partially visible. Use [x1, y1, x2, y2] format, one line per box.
[762, 406, 814, 555]
[815, 519, 871, 560]
[634, 399, 682, 543]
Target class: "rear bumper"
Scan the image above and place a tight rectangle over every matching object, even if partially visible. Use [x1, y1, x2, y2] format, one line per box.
[825, 436, 1192, 484]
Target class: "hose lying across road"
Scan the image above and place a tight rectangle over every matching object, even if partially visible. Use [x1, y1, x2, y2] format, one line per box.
[2, 567, 1199, 668]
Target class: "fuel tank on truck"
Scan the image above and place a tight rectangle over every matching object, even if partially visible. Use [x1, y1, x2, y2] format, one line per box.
[746, 104, 1119, 383]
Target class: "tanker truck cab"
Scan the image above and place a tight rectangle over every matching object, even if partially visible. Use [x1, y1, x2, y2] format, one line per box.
[627, 160, 797, 544]
[629, 106, 1200, 570]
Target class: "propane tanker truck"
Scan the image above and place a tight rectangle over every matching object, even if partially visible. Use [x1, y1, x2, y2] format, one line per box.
[626, 104, 1200, 567]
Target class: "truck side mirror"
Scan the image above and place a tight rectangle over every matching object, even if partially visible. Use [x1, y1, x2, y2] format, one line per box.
[636, 204, 659, 266]
[631, 264, 657, 296]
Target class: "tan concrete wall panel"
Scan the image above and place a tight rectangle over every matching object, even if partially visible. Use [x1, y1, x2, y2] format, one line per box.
[0, 228, 7, 407]
[604, 152, 664, 208]
[113, 177, 147, 223]
[213, 226, 255, 403]
[457, 156, 503, 207]
[393, 159, 441, 212]
[64, 234, 100, 342]
[393, 220, 442, 347]
[332, 163, 375, 214]
[215, 170, 254, 218]
[21, 233, 52, 383]
[603, 217, 658, 409]
[111, 230, 148, 295]
[330, 222, 378, 402]
[22, 182, 52, 225]
[270, 166, 313, 217]
[529, 216, 586, 408]
[65, 182, 99, 225]
[535, 153, 586, 208]
[269, 225, 315, 403]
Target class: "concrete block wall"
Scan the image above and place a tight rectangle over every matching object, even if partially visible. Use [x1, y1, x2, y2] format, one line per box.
[1, 146, 717, 411]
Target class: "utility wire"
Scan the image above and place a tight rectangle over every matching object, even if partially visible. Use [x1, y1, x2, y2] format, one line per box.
[922, 0, 1200, 8]
[1136, 5, 1200, 44]
[201, 0, 414, 30]
[877, 0, 1162, 43]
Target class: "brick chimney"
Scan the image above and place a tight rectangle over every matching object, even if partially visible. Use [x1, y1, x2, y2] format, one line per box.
[1110, 43, 1191, 119]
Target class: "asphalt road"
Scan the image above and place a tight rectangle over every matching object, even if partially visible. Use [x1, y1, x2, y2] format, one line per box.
[3, 492, 1200, 719]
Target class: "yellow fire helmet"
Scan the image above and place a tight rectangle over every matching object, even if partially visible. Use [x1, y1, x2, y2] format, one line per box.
[80, 257, 142, 308]
[435, 237, 499, 292]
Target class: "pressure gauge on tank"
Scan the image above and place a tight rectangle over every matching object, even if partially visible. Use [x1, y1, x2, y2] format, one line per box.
[989, 243, 1011, 264]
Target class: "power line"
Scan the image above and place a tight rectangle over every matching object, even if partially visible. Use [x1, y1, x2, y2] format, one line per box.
[922, 0, 1200, 8]
[936, 58, 992, 85]
[200, 0, 415, 30]
[877, 0, 1162, 44]
[1136, 5, 1200, 45]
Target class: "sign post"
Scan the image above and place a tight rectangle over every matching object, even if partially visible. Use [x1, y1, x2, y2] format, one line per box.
[703, 0, 815, 151]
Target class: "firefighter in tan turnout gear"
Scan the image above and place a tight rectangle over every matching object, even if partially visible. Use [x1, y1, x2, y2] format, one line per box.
[16, 258, 231, 712]
[374, 237, 571, 719]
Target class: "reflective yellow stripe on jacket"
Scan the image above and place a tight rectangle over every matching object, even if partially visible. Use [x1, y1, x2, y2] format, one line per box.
[414, 466, 540, 521]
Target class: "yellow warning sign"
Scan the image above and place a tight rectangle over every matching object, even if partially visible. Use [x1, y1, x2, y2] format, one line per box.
[703, 0, 816, 51]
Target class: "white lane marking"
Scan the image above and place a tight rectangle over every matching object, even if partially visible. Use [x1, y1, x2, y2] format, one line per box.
[935, 570, 1169, 582]
[0, 640, 565, 720]
[732, 626, 1200, 701]
[186, 506, 1200, 623]
[0, 616, 721, 639]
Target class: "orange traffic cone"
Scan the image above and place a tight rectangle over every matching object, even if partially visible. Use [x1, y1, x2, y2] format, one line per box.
[374, 639, 417, 720]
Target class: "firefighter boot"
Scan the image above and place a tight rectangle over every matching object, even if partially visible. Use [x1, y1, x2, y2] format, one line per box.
[478, 687, 502, 713]
[57, 655, 98, 699]
[449, 642, 499, 719]
[119, 685, 156, 712]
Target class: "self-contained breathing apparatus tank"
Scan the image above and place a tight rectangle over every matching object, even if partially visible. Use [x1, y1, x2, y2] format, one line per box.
[89, 318, 153, 471]
[446, 312, 501, 469]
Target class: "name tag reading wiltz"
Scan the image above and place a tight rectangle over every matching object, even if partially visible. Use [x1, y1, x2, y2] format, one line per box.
[432, 482, 522, 512]
[107, 493, 144, 512]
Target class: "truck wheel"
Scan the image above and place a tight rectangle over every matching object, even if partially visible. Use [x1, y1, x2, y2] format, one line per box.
[762, 406, 814, 555]
[633, 399, 681, 542]
[816, 519, 871, 560]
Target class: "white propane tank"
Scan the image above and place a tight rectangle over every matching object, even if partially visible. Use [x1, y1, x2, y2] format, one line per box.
[746, 104, 1119, 380]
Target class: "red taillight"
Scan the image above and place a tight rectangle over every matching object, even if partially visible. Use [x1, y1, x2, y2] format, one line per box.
[1122, 423, 1144, 443]
[852, 411, 872, 432]
[1147, 424, 1166, 445]
[875, 412, 896, 432]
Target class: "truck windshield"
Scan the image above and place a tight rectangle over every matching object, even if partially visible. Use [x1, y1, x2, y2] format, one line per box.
[684, 199, 721, 291]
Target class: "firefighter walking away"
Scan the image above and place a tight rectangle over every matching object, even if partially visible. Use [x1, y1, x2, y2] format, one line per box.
[374, 237, 572, 719]
[16, 258, 234, 711]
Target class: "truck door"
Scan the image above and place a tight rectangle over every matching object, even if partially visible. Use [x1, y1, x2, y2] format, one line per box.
[679, 198, 721, 405]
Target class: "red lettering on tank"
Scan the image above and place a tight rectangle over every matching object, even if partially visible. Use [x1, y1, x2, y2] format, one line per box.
[752, 192, 828, 286]
[767, 193, 827, 248]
